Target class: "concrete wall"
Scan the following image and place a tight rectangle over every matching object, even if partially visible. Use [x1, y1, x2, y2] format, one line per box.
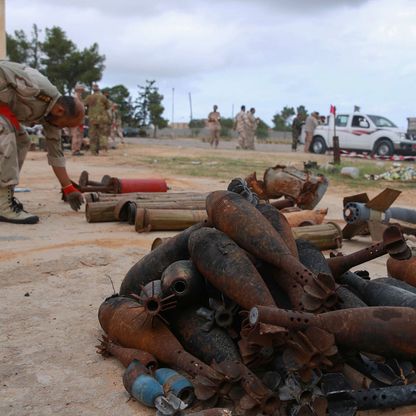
[153, 126, 292, 142]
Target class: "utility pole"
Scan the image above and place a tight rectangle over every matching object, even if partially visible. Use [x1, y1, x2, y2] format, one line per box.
[0, 0, 6, 59]
[171, 87, 175, 127]
[188, 92, 193, 121]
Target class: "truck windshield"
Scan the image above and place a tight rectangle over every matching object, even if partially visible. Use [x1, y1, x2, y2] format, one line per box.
[368, 115, 397, 128]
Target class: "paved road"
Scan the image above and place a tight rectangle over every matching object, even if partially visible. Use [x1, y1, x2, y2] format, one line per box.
[125, 136, 293, 153]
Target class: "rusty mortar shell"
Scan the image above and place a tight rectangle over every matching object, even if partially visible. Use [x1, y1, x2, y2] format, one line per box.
[96, 335, 158, 370]
[120, 222, 207, 296]
[249, 305, 416, 359]
[160, 260, 205, 308]
[212, 360, 280, 415]
[295, 239, 366, 309]
[327, 225, 411, 279]
[339, 271, 416, 308]
[188, 227, 276, 310]
[136, 280, 177, 325]
[256, 202, 298, 257]
[387, 256, 416, 287]
[374, 276, 416, 295]
[98, 296, 224, 385]
[206, 191, 337, 312]
[169, 306, 241, 364]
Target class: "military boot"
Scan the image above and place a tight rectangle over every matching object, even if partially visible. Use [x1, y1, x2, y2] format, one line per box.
[0, 187, 39, 224]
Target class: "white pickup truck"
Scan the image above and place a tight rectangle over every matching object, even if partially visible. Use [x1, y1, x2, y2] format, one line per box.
[301, 112, 416, 156]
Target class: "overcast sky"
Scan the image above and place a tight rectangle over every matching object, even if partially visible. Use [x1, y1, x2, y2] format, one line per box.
[6, 0, 416, 127]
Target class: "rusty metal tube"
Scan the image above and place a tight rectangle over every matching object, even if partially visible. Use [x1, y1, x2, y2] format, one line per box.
[188, 227, 276, 310]
[249, 305, 416, 359]
[327, 225, 411, 279]
[206, 191, 337, 312]
[96, 335, 158, 369]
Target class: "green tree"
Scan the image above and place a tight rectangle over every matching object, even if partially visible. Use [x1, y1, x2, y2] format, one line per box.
[148, 90, 168, 138]
[220, 117, 234, 138]
[102, 84, 134, 125]
[41, 27, 105, 94]
[7, 24, 105, 95]
[296, 105, 308, 119]
[134, 80, 168, 137]
[6, 30, 31, 63]
[256, 119, 270, 140]
[188, 119, 205, 137]
[272, 105, 295, 131]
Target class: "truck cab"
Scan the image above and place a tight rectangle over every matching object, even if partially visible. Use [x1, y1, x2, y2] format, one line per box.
[305, 112, 416, 156]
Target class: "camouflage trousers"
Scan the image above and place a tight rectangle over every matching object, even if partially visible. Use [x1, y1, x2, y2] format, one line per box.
[208, 127, 220, 148]
[0, 116, 30, 188]
[237, 129, 247, 149]
[89, 123, 109, 154]
[245, 128, 256, 150]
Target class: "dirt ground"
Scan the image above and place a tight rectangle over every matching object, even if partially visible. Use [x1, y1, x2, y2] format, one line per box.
[1, 138, 415, 416]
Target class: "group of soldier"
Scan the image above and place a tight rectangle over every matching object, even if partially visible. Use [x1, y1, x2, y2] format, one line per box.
[206, 104, 259, 150]
[70, 82, 124, 156]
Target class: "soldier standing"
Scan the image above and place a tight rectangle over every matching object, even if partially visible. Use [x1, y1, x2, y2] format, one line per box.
[207, 105, 221, 148]
[304, 111, 320, 153]
[234, 105, 246, 149]
[244, 107, 259, 150]
[291, 112, 304, 152]
[70, 82, 85, 156]
[0, 60, 85, 224]
[84, 83, 110, 155]
[110, 103, 124, 148]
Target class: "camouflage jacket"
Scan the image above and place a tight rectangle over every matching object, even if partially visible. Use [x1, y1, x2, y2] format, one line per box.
[0, 60, 65, 167]
[84, 92, 110, 124]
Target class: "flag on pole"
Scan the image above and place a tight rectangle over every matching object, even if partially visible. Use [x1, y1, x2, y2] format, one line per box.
[330, 105, 336, 115]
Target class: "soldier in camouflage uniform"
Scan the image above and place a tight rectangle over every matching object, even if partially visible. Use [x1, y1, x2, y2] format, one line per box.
[70, 82, 85, 156]
[0, 60, 85, 224]
[84, 83, 110, 155]
[244, 107, 259, 150]
[234, 105, 246, 149]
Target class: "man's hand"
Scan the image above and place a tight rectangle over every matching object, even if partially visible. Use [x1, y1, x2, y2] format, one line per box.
[62, 184, 84, 211]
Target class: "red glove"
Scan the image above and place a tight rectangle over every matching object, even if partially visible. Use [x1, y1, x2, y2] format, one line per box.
[62, 184, 84, 211]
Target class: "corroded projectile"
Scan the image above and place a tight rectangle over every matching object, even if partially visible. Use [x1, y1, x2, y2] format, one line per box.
[154, 367, 194, 405]
[188, 227, 276, 310]
[374, 277, 416, 295]
[295, 239, 366, 309]
[323, 373, 416, 411]
[327, 225, 411, 279]
[122, 359, 163, 407]
[160, 260, 205, 308]
[170, 306, 241, 364]
[339, 271, 416, 308]
[120, 222, 206, 296]
[96, 335, 158, 369]
[98, 296, 224, 385]
[249, 305, 416, 359]
[256, 203, 298, 257]
[206, 191, 337, 312]
[138, 280, 177, 324]
[387, 256, 416, 287]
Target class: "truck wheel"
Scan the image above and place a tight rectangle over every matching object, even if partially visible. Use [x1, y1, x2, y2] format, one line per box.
[311, 137, 327, 154]
[374, 139, 394, 157]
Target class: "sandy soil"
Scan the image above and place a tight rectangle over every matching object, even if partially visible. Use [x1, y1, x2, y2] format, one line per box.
[1, 139, 415, 416]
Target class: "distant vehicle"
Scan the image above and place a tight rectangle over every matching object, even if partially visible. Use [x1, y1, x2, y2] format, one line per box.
[300, 112, 416, 156]
[123, 127, 140, 137]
